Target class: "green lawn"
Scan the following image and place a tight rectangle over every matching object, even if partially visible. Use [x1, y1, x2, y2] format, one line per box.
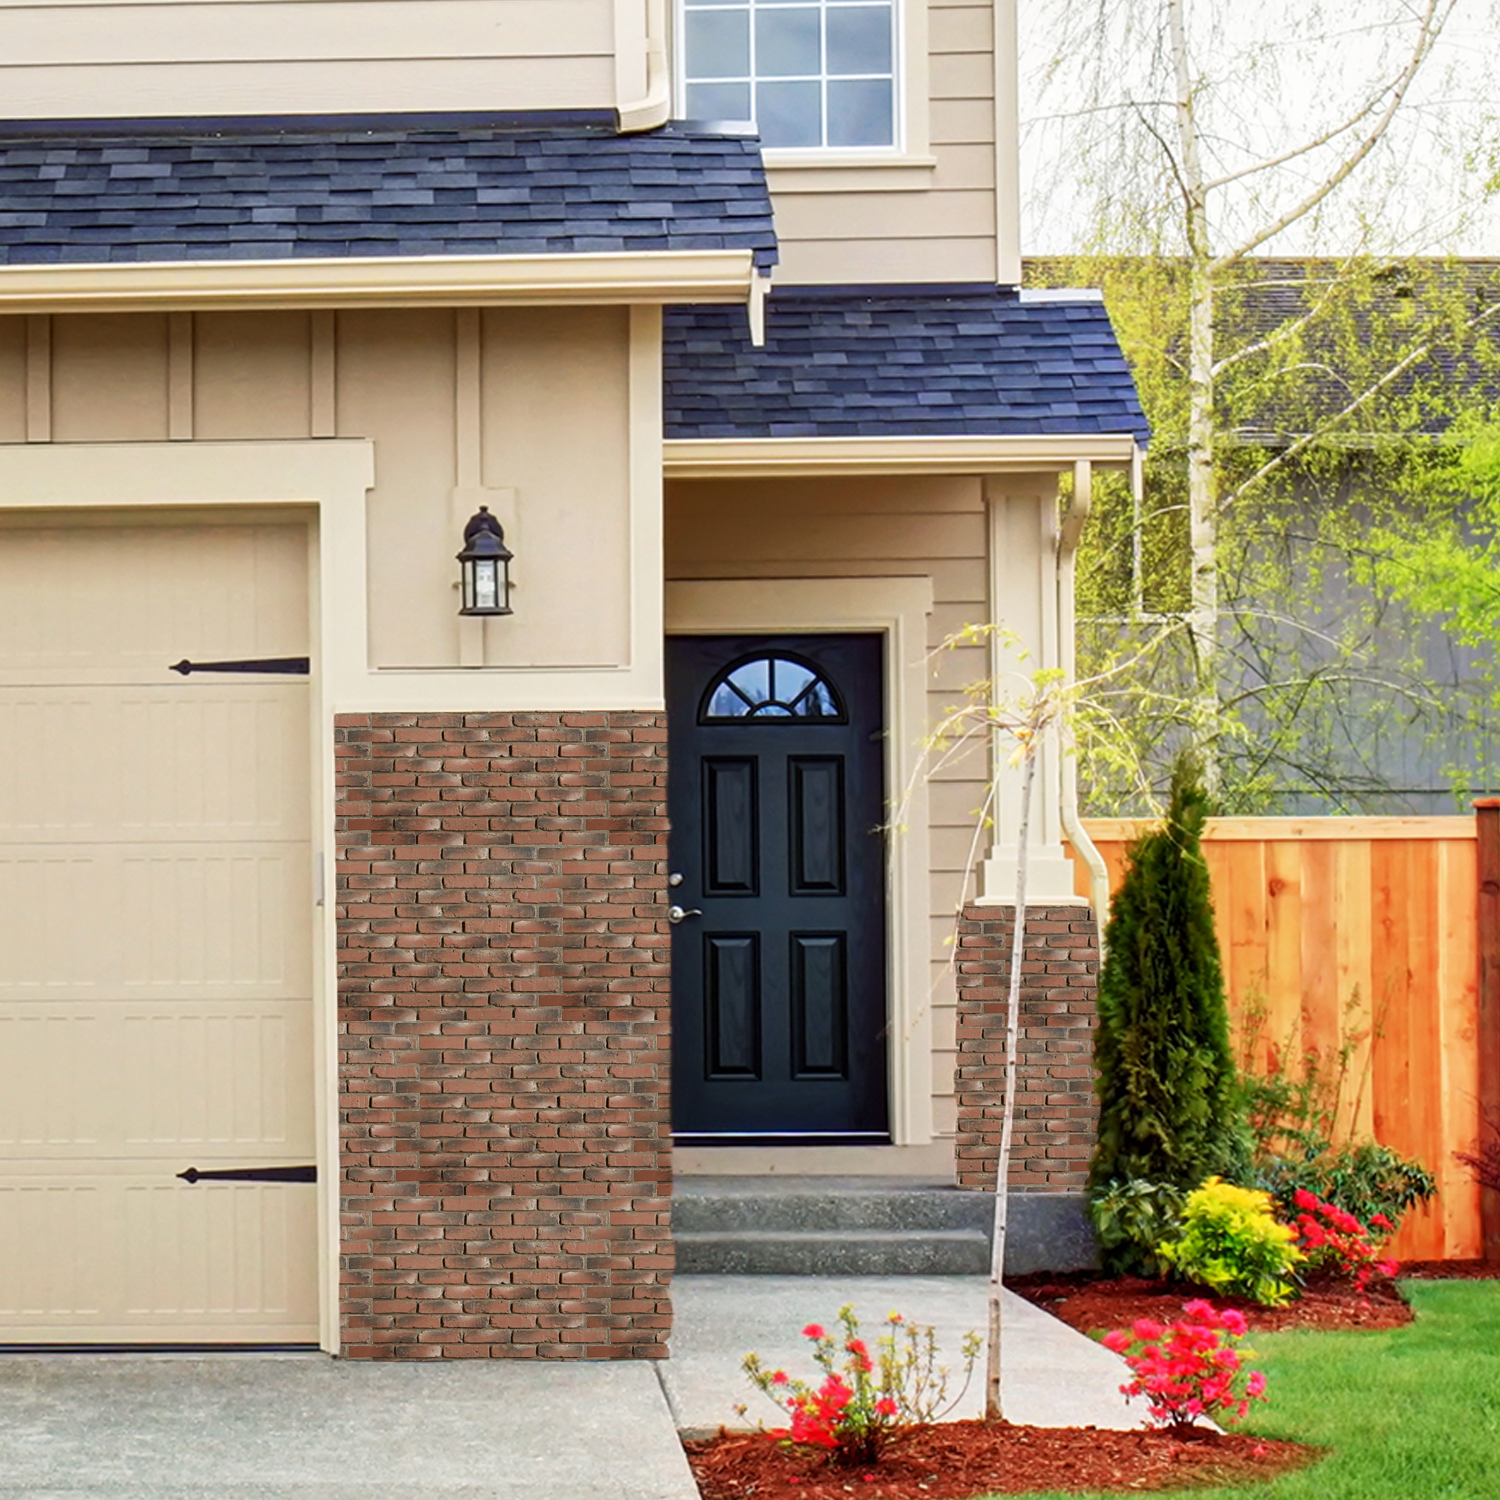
[979, 1281, 1500, 1500]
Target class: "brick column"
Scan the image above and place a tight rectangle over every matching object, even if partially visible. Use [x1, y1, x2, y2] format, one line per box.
[953, 904, 1100, 1193]
[335, 711, 671, 1360]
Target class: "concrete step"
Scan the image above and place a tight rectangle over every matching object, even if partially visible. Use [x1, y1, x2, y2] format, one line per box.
[675, 1228, 991, 1276]
[673, 1177, 991, 1234]
[672, 1176, 1099, 1276]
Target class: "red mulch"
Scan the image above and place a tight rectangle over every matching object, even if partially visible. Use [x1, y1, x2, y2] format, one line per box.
[1007, 1269, 1413, 1334]
[685, 1423, 1318, 1499]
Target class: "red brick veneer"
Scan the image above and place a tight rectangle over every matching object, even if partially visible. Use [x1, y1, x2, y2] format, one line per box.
[953, 904, 1100, 1192]
[335, 711, 670, 1359]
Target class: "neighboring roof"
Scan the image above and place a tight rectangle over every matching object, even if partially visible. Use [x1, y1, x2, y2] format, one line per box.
[663, 285, 1149, 442]
[0, 113, 778, 269]
[1024, 255, 1500, 444]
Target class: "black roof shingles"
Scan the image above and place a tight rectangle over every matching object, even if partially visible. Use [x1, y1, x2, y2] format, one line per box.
[0, 116, 778, 269]
[663, 287, 1150, 442]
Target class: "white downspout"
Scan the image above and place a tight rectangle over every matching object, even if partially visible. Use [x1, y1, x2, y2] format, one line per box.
[1057, 457, 1113, 951]
[618, 0, 671, 133]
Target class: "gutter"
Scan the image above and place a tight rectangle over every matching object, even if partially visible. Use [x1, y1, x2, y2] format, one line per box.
[1056, 456, 1117, 951]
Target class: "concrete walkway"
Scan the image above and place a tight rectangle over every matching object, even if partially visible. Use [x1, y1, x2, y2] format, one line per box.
[0, 1277, 1134, 1499]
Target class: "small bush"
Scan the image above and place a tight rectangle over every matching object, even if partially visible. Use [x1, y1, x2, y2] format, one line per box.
[741, 1305, 980, 1467]
[1157, 1177, 1303, 1306]
[1102, 1298, 1268, 1435]
[1290, 1188, 1398, 1291]
[1257, 1140, 1436, 1231]
[1089, 1179, 1186, 1277]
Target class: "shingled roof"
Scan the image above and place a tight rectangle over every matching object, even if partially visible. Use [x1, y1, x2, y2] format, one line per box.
[0, 114, 778, 268]
[663, 285, 1149, 442]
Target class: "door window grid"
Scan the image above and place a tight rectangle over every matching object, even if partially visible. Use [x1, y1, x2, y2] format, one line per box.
[680, 0, 897, 150]
[700, 652, 846, 722]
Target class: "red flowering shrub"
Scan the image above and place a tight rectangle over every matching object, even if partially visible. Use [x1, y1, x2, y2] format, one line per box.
[741, 1305, 979, 1467]
[1102, 1299, 1268, 1436]
[1290, 1188, 1399, 1292]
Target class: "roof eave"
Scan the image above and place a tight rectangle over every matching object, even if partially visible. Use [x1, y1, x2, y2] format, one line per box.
[663, 432, 1145, 478]
[0, 249, 760, 314]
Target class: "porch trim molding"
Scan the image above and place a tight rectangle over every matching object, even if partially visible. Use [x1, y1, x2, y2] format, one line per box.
[662, 433, 1143, 478]
[664, 574, 936, 1148]
[0, 250, 759, 315]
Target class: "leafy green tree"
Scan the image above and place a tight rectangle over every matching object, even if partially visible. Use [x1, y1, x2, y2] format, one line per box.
[1089, 754, 1248, 1269]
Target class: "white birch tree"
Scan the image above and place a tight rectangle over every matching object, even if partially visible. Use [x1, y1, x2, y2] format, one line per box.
[1021, 0, 1497, 796]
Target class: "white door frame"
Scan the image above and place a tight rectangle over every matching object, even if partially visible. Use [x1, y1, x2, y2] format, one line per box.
[665, 576, 935, 1147]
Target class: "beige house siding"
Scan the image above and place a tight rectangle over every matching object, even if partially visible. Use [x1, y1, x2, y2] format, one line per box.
[764, 0, 1003, 286]
[0, 0, 619, 118]
[5, 308, 636, 674]
[664, 474, 995, 1141]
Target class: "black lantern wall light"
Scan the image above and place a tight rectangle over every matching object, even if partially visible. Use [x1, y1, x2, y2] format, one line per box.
[457, 506, 514, 616]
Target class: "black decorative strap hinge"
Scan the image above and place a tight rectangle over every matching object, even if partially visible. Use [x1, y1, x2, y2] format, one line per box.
[169, 658, 310, 676]
[177, 1165, 317, 1184]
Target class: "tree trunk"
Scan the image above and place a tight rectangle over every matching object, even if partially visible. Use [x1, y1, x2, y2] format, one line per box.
[1169, 0, 1220, 791]
[984, 738, 1037, 1422]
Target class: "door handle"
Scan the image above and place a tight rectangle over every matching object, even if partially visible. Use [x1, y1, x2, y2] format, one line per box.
[667, 904, 703, 925]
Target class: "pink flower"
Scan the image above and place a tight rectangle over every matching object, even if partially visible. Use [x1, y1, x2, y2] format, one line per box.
[1219, 1309, 1248, 1337]
[1294, 1188, 1320, 1211]
[1247, 1371, 1267, 1398]
[1102, 1329, 1132, 1353]
[874, 1397, 898, 1417]
[770, 1370, 788, 1385]
[802, 1323, 826, 1340]
[1132, 1318, 1165, 1342]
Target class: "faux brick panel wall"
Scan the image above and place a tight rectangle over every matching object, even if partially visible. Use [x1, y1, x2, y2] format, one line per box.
[953, 904, 1100, 1193]
[335, 711, 671, 1360]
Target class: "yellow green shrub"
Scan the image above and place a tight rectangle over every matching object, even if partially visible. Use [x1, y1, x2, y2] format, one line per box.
[1157, 1177, 1303, 1306]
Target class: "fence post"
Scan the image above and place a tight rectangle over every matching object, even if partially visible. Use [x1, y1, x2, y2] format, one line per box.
[1477, 800, 1500, 1263]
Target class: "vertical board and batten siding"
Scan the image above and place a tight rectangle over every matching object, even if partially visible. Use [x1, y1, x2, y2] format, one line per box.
[0, 308, 635, 672]
[765, 0, 1001, 285]
[0, 0, 618, 118]
[664, 474, 995, 1137]
[1071, 817, 1482, 1261]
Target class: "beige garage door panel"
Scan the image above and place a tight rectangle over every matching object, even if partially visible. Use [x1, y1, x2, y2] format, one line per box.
[0, 523, 308, 672]
[0, 518, 317, 1345]
[0, 1003, 313, 1154]
[0, 1176, 318, 1341]
[0, 845, 311, 997]
[0, 686, 308, 841]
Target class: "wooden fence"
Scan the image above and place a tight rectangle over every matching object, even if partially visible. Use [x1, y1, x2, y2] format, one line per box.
[1069, 816, 1488, 1262]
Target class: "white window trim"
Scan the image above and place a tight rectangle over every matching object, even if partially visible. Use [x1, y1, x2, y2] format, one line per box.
[675, 0, 930, 174]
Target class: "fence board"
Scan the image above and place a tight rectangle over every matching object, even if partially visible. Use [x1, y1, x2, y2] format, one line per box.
[1071, 815, 1483, 1262]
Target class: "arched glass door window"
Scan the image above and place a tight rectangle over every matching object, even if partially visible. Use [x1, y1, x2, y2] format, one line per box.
[699, 651, 846, 722]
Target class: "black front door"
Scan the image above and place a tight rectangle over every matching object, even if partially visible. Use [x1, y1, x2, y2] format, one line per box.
[666, 634, 889, 1142]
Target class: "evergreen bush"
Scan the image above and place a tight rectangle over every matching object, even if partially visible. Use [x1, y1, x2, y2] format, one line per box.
[1088, 754, 1250, 1271]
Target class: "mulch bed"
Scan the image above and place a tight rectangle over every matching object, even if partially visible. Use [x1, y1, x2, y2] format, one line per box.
[1007, 1269, 1412, 1334]
[685, 1424, 1318, 1499]
[685, 1262, 1500, 1498]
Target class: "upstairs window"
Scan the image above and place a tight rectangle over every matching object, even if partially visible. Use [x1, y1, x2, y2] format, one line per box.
[681, 0, 897, 150]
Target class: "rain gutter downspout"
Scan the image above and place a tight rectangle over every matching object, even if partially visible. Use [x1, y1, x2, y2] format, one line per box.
[1057, 456, 1114, 952]
[617, 0, 671, 133]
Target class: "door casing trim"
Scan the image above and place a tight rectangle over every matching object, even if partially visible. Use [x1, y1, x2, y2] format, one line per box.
[665, 576, 935, 1146]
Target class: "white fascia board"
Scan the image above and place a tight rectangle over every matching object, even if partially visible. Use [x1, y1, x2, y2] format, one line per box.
[663, 432, 1143, 478]
[0, 249, 758, 314]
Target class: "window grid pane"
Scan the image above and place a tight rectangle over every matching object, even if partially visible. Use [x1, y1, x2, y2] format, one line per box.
[681, 0, 896, 149]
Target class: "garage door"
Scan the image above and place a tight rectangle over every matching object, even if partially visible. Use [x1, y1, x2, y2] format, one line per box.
[0, 517, 318, 1344]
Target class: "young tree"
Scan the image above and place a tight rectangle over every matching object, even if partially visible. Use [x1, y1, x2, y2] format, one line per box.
[1022, 0, 1499, 803]
[1088, 754, 1246, 1268]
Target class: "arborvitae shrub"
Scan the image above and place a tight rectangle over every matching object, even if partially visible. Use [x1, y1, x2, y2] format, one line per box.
[1088, 755, 1249, 1271]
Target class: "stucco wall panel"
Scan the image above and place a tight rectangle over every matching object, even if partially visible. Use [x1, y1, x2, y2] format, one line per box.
[193, 311, 315, 440]
[50, 314, 170, 443]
